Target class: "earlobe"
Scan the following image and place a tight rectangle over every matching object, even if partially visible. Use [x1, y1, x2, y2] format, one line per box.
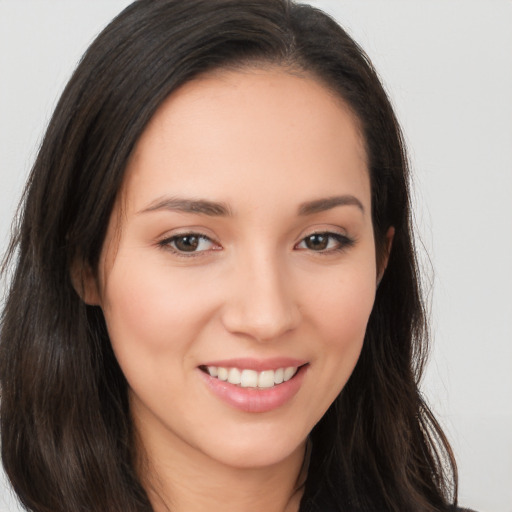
[70, 259, 101, 306]
[377, 226, 395, 286]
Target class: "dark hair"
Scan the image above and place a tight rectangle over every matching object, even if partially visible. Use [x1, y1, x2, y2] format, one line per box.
[1, 1, 457, 511]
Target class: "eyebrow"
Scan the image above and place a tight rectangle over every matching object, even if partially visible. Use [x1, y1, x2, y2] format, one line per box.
[138, 194, 364, 217]
[298, 195, 365, 215]
[138, 197, 232, 216]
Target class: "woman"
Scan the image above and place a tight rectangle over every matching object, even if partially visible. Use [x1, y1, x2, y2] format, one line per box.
[0, 1, 470, 511]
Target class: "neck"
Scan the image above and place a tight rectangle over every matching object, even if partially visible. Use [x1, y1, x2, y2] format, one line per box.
[137, 426, 307, 512]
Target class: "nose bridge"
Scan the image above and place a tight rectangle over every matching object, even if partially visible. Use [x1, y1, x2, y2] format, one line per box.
[221, 244, 300, 342]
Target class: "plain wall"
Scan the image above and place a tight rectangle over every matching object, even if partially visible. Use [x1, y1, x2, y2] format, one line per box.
[1, 1, 511, 511]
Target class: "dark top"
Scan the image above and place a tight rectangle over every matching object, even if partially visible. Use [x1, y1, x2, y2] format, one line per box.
[301, 485, 476, 512]
[310, 505, 476, 512]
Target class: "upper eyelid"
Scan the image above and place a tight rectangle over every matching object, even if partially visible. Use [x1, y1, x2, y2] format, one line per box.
[302, 229, 347, 237]
[158, 231, 216, 245]
[295, 227, 350, 242]
[297, 231, 351, 242]
[158, 229, 216, 243]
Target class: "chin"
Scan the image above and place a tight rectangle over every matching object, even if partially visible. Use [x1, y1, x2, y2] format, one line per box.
[201, 431, 307, 470]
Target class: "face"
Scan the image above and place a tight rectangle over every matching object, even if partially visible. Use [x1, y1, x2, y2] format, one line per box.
[88, 68, 380, 471]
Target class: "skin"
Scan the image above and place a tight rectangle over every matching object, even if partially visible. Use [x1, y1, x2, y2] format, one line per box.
[82, 67, 391, 512]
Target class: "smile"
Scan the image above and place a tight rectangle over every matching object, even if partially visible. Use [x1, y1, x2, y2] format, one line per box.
[198, 360, 308, 412]
[202, 366, 299, 389]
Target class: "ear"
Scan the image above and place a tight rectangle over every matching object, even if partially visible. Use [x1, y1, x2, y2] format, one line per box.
[377, 226, 395, 286]
[70, 258, 102, 306]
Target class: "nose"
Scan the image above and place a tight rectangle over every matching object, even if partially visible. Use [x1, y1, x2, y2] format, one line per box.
[220, 250, 301, 343]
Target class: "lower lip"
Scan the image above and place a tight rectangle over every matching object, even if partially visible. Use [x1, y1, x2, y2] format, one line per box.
[199, 366, 307, 413]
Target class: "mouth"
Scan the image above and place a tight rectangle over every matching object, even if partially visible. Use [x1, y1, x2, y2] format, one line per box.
[198, 360, 308, 412]
[199, 365, 301, 389]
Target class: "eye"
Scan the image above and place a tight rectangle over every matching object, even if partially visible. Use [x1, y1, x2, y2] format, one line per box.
[159, 233, 218, 254]
[296, 232, 354, 252]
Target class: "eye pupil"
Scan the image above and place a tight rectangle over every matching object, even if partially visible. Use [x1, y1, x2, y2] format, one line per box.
[305, 234, 329, 251]
[175, 235, 200, 252]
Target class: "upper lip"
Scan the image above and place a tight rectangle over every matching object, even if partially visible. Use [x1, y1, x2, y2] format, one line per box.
[199, 357, 308, 372]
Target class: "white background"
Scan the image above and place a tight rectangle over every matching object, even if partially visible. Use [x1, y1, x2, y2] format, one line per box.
[1, 1, 511, 511]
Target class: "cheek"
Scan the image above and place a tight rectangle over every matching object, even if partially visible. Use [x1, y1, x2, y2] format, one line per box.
[300, 256, 376, 398]
[304, 260, 376, 343]
[314, 285, 374, 380]
[98, 257, 221, 412]
[99, 254, 224, 367]
[103, 270, 171, 350]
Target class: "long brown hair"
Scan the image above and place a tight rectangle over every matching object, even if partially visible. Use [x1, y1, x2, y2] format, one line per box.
[1, 1, 457, 511]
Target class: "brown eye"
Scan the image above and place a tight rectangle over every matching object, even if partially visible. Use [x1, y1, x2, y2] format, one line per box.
[160, 233, 216, 254]
[304, 234, 329, 251]
[173, 235, 201, 252]
[296, 232, 354, 253]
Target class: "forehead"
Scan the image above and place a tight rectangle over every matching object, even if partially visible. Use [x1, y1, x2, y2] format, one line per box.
[121, 67, 369, 214]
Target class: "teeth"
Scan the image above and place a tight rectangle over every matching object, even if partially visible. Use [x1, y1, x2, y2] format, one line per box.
[240, 369, 258, 388]
[283, 366, 297, 381]
[258, 370, 275, 388]
[228, 367, 241, 385]
[204, 365, 299, 388]
[274, 368, 284, 384]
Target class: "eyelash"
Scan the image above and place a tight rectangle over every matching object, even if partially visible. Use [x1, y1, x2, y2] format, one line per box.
[158, 233, 218, 257]
[295, 232, 355, 253]
[158, 231, 355, 257]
